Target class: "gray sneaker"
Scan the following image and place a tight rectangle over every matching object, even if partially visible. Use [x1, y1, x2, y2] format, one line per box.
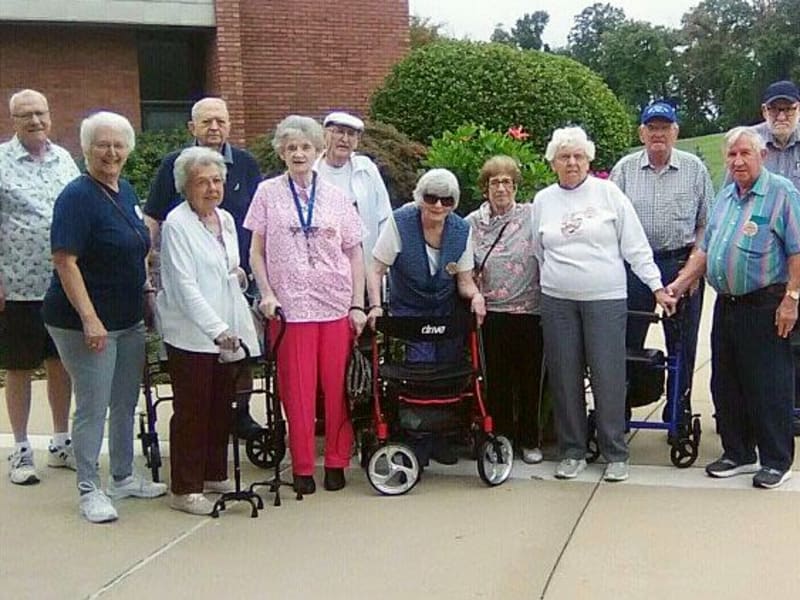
[107, 473, 167, 500]
[47, 440, 77, 470]
[554, 458, 587, 479]
[8, 450, 39, 485]
[78, 482, 118, 524]
[753, 467, 792, 489]
[604, 461, 629, 482]
[705, 457, 759, 478]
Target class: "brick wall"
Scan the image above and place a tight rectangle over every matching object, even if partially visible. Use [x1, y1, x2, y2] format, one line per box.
[214, 0, 409, 144]
[0, 25, 141, 156]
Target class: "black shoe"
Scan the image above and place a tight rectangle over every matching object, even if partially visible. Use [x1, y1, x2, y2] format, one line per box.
[293, 475, 316, 495]
[793, 416, 800, 437]
[236, 412, 263, 440]
[323, 467, 346, 491]
[431, 440, 458, 465]
[753, 467, 792, 489]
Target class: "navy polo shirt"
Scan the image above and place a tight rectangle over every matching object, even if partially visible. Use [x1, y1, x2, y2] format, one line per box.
[144, 142, 262, 272]
[43, 175, 150, 331]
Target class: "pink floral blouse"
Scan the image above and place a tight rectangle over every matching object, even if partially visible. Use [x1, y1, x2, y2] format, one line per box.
[465, 201, 540, 314]
[244, 174, 362, 322]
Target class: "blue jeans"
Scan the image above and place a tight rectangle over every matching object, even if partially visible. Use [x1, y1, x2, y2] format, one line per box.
[46, 323, 146, 492]
[626, 254, 704, 417]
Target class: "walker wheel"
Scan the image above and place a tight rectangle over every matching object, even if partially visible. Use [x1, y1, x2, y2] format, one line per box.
[669, 417, 700, 468]
[138, 413, 149, 463]
[586, 411, 600, 463]
[366, 443, 420, 496]
[246, 427, 286, 469]
[477, 435, 513, 486]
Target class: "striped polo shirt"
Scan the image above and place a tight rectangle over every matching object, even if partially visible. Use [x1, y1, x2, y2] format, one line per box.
[703, 168, 800, 296]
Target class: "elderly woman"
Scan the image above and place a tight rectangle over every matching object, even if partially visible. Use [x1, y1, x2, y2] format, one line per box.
[156, 147, 260, 515]
[531, 126, 676, 483]
[245, 115, 365, 495]
[466, 155, 543, 465]
[367, 168, 486, 466]
[43, 111, 166, 524]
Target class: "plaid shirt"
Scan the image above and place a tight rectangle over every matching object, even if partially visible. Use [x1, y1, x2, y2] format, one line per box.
[703, 169, 800, 296]
[752, 122, 800, 192]
[610, 148, 713, 253]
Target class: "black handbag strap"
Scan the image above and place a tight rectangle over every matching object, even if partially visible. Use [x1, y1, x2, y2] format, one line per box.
[85, 175, 149, 252]
[476, 222, 509, 277]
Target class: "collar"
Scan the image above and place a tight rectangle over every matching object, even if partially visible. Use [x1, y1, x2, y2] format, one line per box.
[10, 135, 53, 162]
[728, 169, 768, 201]
[760, 123, 800, 150]
[638, 148, 679, 171]
[194, 140, 234, 164]
[476, 200, 518, 226]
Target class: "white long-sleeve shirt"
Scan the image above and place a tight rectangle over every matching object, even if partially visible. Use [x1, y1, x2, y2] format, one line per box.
[531, 176, 662, 301]
[156, 201, 259, 355]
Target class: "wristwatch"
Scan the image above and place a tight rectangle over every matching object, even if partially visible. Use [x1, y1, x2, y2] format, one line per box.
[786, 289, 800, 301]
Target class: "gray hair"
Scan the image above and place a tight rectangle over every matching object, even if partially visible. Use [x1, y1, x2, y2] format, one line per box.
[724, 126, 767, 154]
[191, 97, 228, 121]
[272, 115, 325, 153]
[79, 111, 135, 155]
[173, 147, 228, 197]
[544, 126, 596, 162]
[9, 89, 48, 114]
[412, 168, 461, 209]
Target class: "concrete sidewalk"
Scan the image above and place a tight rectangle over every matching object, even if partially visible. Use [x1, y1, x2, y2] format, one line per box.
[2, 291, 800, 600]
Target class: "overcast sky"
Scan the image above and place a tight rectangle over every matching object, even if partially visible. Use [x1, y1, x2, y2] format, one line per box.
[408, 1, 701, 48]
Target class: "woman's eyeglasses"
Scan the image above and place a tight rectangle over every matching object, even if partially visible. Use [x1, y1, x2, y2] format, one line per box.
[422, 194, 456, 207]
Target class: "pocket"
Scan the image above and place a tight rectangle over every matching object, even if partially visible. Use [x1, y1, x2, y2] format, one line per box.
[734, 224, 773, 256]
[668, 192, 694, 223]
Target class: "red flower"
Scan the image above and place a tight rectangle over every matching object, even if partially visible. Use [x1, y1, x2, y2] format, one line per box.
[592, 170, 609, 179]
[506, 125, 530, 141]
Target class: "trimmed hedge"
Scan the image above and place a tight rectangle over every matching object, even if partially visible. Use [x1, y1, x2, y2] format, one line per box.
[370, 40, 632, 170]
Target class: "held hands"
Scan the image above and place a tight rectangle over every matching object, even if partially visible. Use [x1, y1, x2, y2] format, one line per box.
[259, 294, 281, 319]
[654, 288, 677, 317]
[83, 315, 108, 353]
[775, 296, 798, 338]
[471, 292, 486, 326]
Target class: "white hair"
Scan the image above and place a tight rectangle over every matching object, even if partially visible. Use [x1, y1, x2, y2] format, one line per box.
[8, 89, 48, 114]
[544, 126, 596, 162]
[412, 168, 461, 209]
[79, 111, 135, 155]
[191, 97, 228, 122]
[724, 126, 766, 154]
[272, 115, 325, 153]
[173, 147, 228, 197]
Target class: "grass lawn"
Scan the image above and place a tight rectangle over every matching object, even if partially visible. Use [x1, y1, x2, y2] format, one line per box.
[675, 132, 726, 189]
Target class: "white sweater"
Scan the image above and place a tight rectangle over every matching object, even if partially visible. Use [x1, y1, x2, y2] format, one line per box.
[531, 176, 662, 301]
[156, 202, 260, 355]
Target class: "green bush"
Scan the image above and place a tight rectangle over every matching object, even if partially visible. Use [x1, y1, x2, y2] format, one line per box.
[370, 40, 632, 170]
[249, 120, 427, 206]
[123, 127, 192, 200]
[424, 124, 555, 215]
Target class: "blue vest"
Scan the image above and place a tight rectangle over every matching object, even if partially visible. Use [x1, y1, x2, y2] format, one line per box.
[389, 204, 469, 316]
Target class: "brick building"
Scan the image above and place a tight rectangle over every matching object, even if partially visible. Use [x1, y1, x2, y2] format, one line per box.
[0, 0, 409, 154]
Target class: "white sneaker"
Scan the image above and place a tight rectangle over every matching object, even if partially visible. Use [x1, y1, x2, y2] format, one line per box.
[107, 473, 167, 500]
[604, 461, 629, 482]
[521, 447, 543, 464]
[203, 479, 234, 494]
[8, 449, 39, 485]
[78, 482, 118, 523]
[47, 440, 77, 470]
[170, 493, 215, 516]
[554, 458, 587, 480]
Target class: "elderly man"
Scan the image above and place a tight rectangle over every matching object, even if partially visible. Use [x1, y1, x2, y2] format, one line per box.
[752, 80, 800, 434]
[610, 101, 713, 423]
[144, 97, 262, 437]
[669, 127, 800, 489]
[315, 111, 391, 267]
[0, 89, 78, 484]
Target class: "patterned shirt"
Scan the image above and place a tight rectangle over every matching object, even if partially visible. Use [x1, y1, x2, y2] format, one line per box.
[703, 169, 800, 296]
[752, 121, 800, 191]
[465, 201, 539, 314]
[610, 148, 713, 253]
[0, 136, 79, 300]
[243, 174, 362, 322]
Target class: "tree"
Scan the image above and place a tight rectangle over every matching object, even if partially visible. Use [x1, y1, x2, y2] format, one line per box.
[409, 15, 445, 50]
[567, 3, 626, 71]
[490, 11, 550, 51]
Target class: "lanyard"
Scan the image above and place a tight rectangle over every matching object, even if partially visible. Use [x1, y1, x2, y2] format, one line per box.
[288, 172, 317, 238]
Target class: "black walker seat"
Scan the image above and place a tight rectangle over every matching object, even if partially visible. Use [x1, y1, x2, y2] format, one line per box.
[360, 310, 514, 495]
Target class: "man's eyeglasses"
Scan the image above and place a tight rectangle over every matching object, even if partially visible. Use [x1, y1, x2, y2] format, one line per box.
[329, 126, 360, 139]
[488, 177, 516, 189]
[12, 110, 49, 121]
[767, 104, 799, 117]
[422, 194, 456, 208]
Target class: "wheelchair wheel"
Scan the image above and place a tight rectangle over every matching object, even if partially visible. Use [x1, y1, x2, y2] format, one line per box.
[246, 427, 286, 469]
[586, 411, 601, 463]
[148, 441, 162, 483]
[366, 443, 420, 496]
[477, 435, 513, 486]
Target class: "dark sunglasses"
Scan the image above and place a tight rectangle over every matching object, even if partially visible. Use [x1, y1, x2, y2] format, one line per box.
[422, 194, 456, 207]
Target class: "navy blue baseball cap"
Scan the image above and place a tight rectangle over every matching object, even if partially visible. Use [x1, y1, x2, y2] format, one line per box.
[762, 80, 800, 105]
[640, 102, 677, 124]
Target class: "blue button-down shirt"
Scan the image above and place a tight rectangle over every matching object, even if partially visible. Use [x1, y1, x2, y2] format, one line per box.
[703, 169, 800, 295]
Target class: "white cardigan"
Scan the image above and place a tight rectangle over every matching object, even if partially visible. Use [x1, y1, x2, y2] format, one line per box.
[156, 201, 260, 356]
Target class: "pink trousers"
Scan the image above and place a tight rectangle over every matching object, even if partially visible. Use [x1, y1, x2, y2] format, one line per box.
[273, 317, 353, 476]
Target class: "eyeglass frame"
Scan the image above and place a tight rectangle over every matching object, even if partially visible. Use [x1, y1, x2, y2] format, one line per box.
[422, 194, 456, 208]
[487, 176, 517, 189]
[765, 103, 799, 117]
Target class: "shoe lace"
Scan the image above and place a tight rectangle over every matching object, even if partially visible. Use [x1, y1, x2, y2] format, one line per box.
[9, 450, 33, 469]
